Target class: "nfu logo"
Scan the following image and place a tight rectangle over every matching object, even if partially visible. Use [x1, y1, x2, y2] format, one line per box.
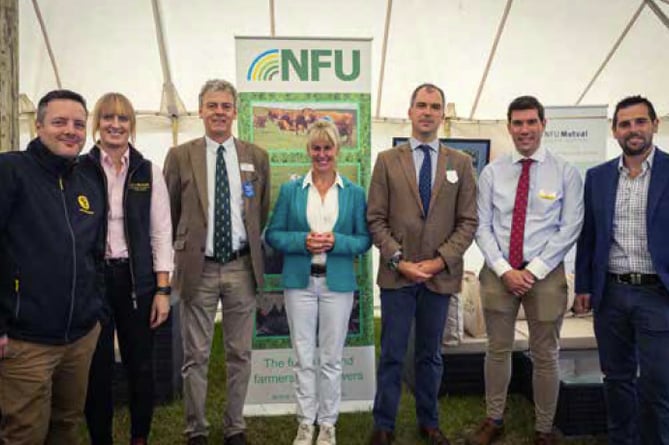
[247, 49, 360, 82]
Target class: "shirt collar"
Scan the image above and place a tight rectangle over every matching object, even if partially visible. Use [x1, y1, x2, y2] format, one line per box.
[617, 146, 656, 173]
[409, 137, 439, 152]
[302, 170, 344, 189]
[205, 135, 234, 154]
[100, 145, 130, 169]
[511, 145, 546, 164]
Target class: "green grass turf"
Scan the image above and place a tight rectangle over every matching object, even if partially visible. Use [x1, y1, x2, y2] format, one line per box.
[84, 319, 607, 444]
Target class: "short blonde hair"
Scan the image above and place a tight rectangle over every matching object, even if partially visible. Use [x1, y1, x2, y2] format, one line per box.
[306, 120, 340, 152]
[91, 92, 136, 142]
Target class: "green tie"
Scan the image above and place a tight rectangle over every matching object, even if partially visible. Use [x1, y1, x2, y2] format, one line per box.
[214, 145, 232, 263]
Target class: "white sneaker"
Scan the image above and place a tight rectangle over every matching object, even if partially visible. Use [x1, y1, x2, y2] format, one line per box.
[293, 423, 315, 445]
[316, 423, 336, 445]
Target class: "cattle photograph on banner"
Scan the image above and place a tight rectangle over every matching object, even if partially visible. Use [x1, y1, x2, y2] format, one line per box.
[252, 102, 358, 150]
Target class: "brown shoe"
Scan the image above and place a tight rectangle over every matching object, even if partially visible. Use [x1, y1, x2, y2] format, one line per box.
[466, 418, 504, 445]
[534, 431, 558, 445]
[419, 426, 451, 445]
[369, 429, 394, 445]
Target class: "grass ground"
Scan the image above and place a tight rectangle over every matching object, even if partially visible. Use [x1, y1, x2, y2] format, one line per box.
[89, 320, 608, 444]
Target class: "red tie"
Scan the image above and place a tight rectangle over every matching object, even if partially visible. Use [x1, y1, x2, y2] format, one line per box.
[509, 159, 533, 269]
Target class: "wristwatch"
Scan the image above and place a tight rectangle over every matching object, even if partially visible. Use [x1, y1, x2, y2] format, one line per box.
[156, 286, 172, 296]
[388, 251, 403, 271]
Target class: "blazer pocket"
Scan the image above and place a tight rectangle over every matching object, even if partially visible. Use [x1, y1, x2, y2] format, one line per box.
[174, 239, 186, 251]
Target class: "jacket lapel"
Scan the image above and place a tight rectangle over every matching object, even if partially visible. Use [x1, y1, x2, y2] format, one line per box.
[429, 145, 448, 206]
[603, 159, 619, 234]
[296, 181, 311, 230]
[235, 138, 256, 225]
[333, 177, 348, 232]
[398, 144, 423, 212]
[189, 138, 208, 222]
[648, 148, 669, 225]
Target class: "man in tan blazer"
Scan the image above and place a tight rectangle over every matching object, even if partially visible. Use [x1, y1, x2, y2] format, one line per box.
[163, 79, 270, 445]
[367, 84, 477, 445]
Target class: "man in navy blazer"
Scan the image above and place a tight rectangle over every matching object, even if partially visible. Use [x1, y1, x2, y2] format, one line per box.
[575, 96, 669, 444]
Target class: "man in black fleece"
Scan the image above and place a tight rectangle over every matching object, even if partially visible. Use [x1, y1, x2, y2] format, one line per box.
[0, 89, 106, 445]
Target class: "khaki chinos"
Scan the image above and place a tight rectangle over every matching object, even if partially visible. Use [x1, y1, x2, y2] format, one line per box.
[480, 264, 567, 433]
[0, 323, 101, 445]
[181, 255, 256, 439]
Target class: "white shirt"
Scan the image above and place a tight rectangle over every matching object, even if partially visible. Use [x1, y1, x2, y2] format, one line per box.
[205, 135, 247, 255]
[304, 170, 343, 265]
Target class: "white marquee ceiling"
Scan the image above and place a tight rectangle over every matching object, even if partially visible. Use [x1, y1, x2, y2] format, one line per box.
[18, 0, 669, 120]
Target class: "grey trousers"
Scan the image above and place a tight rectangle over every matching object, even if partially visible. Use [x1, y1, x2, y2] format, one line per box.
[181, 255, 256, 439]
[479, 264, 567, 433]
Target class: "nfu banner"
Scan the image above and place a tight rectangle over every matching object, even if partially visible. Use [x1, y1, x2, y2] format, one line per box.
[235, 37, 374, 416]
[544, 105, 608, 175]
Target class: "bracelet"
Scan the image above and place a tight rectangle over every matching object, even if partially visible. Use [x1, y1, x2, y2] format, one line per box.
[156, 286, 172, 295]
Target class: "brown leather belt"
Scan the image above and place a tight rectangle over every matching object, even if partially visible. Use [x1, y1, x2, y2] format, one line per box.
[205, 246, 250, 264]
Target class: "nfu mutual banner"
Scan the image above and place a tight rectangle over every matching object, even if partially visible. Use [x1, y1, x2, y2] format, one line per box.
[235, 36, 374, 416]
[544, 105, 609, 176]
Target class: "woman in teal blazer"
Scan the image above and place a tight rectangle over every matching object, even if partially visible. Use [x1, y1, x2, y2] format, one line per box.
[266, 120, 370, 445]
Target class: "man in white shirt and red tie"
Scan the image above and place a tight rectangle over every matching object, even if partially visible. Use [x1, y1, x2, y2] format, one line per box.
[470, 96, 584, 445]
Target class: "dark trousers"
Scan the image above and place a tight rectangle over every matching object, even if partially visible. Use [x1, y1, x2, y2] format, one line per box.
[85, 262, 155, 444]
[373, 284, 450, 431]
[595, 279, 669, 445]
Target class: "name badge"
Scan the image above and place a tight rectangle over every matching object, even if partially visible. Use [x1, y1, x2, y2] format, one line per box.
[538, 189, 557, 200]
[240, 163, 255, 172]
[243, 181, 255, 198]
[446, 170, 459, 184]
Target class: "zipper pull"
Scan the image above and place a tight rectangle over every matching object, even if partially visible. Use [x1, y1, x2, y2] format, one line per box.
[15, 279, 19, 292]
[59, 176, 64, 190]
[132, 291, 138, 310]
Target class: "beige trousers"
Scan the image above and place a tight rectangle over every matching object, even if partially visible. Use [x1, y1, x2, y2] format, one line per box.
[0, 323, 101, 445]
[181, 255, 256, 439]
[479, 264, 567, 433]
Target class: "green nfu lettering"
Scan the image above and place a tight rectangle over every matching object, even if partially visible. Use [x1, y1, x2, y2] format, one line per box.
[281, 49, 360, 81]
[253, 374, 295, 384]
[342, 372, 363, 381]
[263, 358, 285, 368]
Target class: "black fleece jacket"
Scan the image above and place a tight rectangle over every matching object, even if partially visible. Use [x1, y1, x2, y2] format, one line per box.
[0, 138, 106, 345]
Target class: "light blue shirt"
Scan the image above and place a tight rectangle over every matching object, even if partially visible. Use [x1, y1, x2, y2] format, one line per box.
[475, 146, 584, 279]
[205, 135, 247, 254]
[409, 137, 439, 184]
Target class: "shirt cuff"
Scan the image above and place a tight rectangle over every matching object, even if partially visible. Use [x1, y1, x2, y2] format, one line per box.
[525, 258, 551, 280]
[491, 258, 513, 277]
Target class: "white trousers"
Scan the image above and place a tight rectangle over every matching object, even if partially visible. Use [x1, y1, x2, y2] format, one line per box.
[284, 276, 354, 425]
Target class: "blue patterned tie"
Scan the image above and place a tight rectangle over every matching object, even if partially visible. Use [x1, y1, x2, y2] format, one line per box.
[418, 144, 432, 216]
[214, 145, 232, 263]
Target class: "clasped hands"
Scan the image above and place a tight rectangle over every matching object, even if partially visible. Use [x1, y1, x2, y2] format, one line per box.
[501, 269, 536, 297]
[305, 232, 335, 254]
[397, 257, 445, 283]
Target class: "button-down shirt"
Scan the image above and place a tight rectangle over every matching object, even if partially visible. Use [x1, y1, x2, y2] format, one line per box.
[476, 146, 584, 279]
[304, 170, 343, 265]
[205, 136, 247, 255]
[608, 147, 656, 274]
[409, 137, 439, 185]
[100, 147, 173, 272]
